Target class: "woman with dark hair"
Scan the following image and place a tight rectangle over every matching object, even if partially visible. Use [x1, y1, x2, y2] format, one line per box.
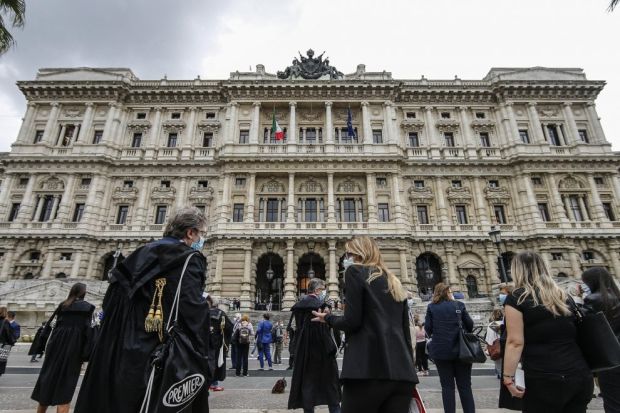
[425, 282, 475, 413]
[31, 282, 94, 413]
[582, 267, 620, 413]
[0, 306, 17, 376]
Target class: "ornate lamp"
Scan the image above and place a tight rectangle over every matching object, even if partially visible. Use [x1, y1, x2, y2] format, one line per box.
[424, 268, 434, 281]
[488, 227, 502, 246]
[307, 254, 315, 279]
[488, 226, 508, 283]
[266, 254, 274, 281]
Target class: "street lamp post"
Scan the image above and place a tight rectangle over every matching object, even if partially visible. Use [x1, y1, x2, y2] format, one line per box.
[424, 267, 434, 299]
[488, 226, 508, 283]
[108, 242, 123, 281]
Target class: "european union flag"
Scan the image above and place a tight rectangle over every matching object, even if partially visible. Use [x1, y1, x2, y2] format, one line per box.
[347, 108, 356, 138]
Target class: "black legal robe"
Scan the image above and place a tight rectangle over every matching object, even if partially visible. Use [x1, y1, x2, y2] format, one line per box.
[207, 307, 233, 383]
[74, 238, 210, 413]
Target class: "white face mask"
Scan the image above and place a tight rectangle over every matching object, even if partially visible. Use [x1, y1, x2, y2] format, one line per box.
[343, 257, 355, 270]
[319, 290, 327, 301]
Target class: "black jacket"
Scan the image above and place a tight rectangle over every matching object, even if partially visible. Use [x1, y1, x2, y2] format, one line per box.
[326, 265, 418, 383]
[75, 237, 210, 413]
[584, 291, 620, 336]
[425, 299, 474, 361]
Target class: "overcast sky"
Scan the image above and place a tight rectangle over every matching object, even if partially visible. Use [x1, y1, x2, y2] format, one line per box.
[0, 0, 618, 152]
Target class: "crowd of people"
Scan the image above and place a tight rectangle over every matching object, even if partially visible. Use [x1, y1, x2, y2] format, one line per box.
[0, 207, 619, 413]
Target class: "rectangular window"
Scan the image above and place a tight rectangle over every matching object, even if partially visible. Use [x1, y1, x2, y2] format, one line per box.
[171, 112, 181, 119]
[161, 180, 170, 188]
[417, 205, 429, 224]
[475, 112, 486, 119]
[583, 251, 594, 261]
[343, 198, 357, 222]
[451, 180, 462, 188]
[123, 180, 134, 188]
[198, 180, 209, 188]
[594, 177, 604, 186]
[92, 130, 103, 144]
[19, 177, 29, 186]
[372, 130, 383, 144]
[414, 180, 425, 188]
[488, 180, 499, 188]
[60, 252, 72, 261]
[406, 112, 416, 119]
[305, 128, 317, 144]
[266, 198, 279, 222]
[155, 205, 167, 224]
[235, 178, 246, 187]
[72, 203, 85, 222]
[378, 203, 390, 222]
[519, 129, 530, 144]
[551, 252, 563, 261]
[578, 129, 589, 143]
[538, 203, 551, 222]
[531, 177, 542, 186]
[39, 196, 54, 222]
[603, 203, 615, 221]
[136, 112, 146, 120]
[239, 130, 249, 144]
[203, 132, 213, 147]
[167, 133, 177, 148]
[206, 112, 216, 119]
[441, 112, 451, 119]
[547, 125, 561, 146]
[116, 205, 129, 224]
[494, 205, 507, 224]
[408, 132, 420, 147]
[480, 132, 491, 147]
[80, 178, 91, 186]
[444, 132, 455, 147]
[34, 130, 44, 143]
[376, 177, 387, 187]
[568, 195, 584, 221]
[131, 133, 142, 148]
[456, 205, 468, 224]
[30, 251, 41, 261]
[233, 203, 244, 222]
[305, 198, 318, 222]
[8, 203, 20, 221]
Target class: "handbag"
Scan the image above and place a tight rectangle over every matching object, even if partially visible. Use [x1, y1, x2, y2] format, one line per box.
[408, 387, 427, 413]
[456, 305, 487, 364]
[139, 252, 210, 413]
[488, 338, 502, 361]
[569, 298, 620, 372]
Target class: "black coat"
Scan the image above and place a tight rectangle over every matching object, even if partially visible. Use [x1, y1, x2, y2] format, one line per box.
[288, 294, 341, 410]
[31, 300, 94, 406]
[326, 265, 418, 384]
[0, 317, 15, 346]
[75, 238, 210, 413]
[425, 299, 473, 361]
[208, 307, 233, 382]
[28, 325, 47, 356]
[584, 291, 620, 336]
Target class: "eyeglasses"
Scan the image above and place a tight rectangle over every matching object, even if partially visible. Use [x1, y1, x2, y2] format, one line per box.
[194, 228, 207, 237]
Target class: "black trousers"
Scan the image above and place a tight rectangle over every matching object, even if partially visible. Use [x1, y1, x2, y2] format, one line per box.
[235, 343, 249, 375]
[415, 342, 428, 371]
[341, 379, 415, 413]
[599, 365, 620, 413]
[434, 359, 475, 413]
[523, 372, 593, 413]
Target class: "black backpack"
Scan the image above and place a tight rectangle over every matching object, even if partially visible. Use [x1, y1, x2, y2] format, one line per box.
[238, 326, 251, 344]
[271, 377, 287, 394]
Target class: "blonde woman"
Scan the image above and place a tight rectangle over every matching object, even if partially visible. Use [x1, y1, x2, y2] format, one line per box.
[312, 236, 418, 413]
[503, 251, 592, 412]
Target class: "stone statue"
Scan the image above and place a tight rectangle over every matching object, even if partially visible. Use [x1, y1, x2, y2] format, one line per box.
[277, 49, 344, 80]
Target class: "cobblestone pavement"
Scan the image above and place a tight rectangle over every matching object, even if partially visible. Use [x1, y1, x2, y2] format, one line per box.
[1, 344, 605, 412]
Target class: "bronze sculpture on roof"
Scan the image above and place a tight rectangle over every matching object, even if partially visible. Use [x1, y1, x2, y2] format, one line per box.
[277, 49, 344, 80]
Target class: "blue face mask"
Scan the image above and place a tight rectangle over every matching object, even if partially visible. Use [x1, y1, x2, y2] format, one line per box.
[190, 236, 205, 251]
[499, 293, 507, 305]
[319, 290, 327, 301]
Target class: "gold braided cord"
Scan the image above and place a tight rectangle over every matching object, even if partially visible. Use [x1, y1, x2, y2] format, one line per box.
[144, 278, 167, 342]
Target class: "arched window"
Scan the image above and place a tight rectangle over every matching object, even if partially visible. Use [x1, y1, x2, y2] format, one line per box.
[466, 275, 478, 298]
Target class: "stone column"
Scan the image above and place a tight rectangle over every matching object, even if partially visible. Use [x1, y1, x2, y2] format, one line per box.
[563, 196, 573, 221]
[240, 248, 252, 309]
[85, 246, 98, 280]
[607, 244, 620, 279]
[569, 249, 582, 278]
[33, 196, 44, 222]
[578, 196, 590, 221]
[16, 174, 37, 222]
[0, 174, 15, 217]
[424, 106, 437, 146]
[587, 174, 606, 221]
[327, 173, 336, 223]
[135, 177, 152, 227]
[245, 173, 256, 223]
[328, 240, 339, 299]
[42, 103, 60, 145]
[82, 175, 105, 226]
[287, 173, 295, 223]
[174, 177, 188, 211]
[41, 248, 55, 279]
[76, 102, 95, 143]
[586, 102, 606, 143]
[219, 174, 232, 222]
[70, 251, 82, 278]
[458, 106, 475, 147]
[111, 106, 127, 147]
[434, 177, 450, 227]
[283, 239, 296, 310]
[472, 177, 490, 226]
[0, 249, 15, 281]
[546, 174, 569, 223]
[228, 102, 239, 145]
[366, 173, 378, 223]
[445, 248, 459, 287]
[556, 123, 567, 146]
[361, 101, 372, 144]
[147, 107, 162, 148]
[485, 246, 500, 283]
[288, 102, 297, 146]
[325, 101, 334, 144]
[382, 101, 392, 143]
[50, 195, 61, 221]
[183, 107, 197, 150]
[527, 103, 543, 144]
[522, 174, 542, 226]
[505, 103, 519, 143]
[391, 173, 404, 223]
[541, 122, 550, 144]
[16, 102, 38, 144]
[562, 103, 580, 145]
[250, 102, 261, 145]
[399, 248, 412, 290]
[102, 103, 120, 144]
[211, 249, 223, 295]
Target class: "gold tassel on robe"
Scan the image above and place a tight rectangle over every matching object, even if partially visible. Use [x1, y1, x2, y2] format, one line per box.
[145, 278, 167, 342]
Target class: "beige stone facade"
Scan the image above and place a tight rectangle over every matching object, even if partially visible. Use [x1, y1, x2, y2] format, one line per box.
[1, 63, 620, 326]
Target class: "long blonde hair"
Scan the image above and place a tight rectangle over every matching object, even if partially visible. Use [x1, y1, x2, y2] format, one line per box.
[511, 251, 570, 316]
[345, 236, 407, 302]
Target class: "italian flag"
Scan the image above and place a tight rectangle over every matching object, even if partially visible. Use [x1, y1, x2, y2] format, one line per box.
[272, 109, 284, 140]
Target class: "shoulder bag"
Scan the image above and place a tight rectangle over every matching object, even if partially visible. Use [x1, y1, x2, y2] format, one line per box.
[456, 304, 486, 364]
[569, 297, 620, 372]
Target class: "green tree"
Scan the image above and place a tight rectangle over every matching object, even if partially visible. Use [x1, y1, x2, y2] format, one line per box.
[0, 0, 25, 56]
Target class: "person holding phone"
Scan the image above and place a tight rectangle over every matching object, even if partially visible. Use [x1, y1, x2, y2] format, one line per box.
[503, 251, 592, 412]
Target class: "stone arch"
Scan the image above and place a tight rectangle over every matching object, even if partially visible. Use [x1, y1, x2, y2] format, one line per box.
[558, 175, 587, 191]
[415, 252, 443, 300]
[297, 252, 326, 295]
[36, 175, 66, 192]
[255, 252, 285, 310]
[456, 252, 487, 297]
[55, 272, 67, 279]
[250, 241, 288, 303]
[101, 251, 125, 281]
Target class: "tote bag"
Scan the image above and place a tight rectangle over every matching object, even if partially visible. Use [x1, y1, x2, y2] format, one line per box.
[456, 305, 487, 364]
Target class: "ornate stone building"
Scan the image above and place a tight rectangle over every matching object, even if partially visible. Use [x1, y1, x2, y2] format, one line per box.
[1, 53, 620, 329]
